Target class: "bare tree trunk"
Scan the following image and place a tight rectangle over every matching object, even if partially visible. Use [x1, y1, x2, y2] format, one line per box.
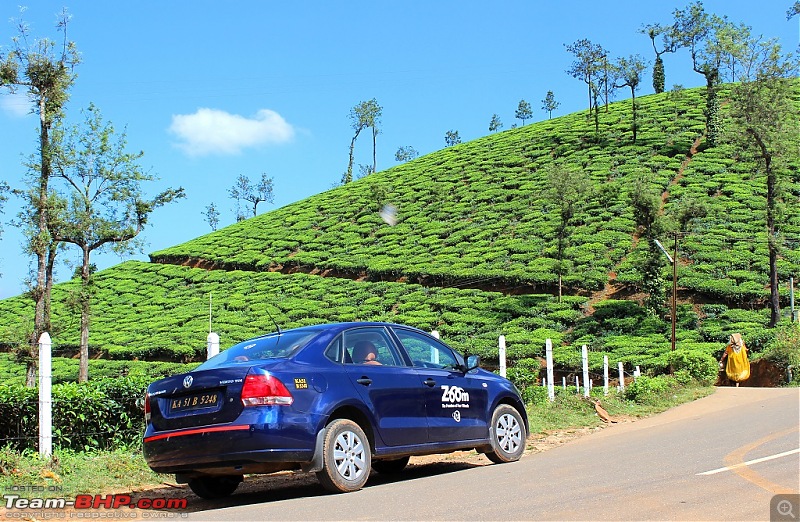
[79, 246, 91, 382]
[27, 97, 52, 387]
[558, 274, 563, 303]
[344, 128, 362, 184]
[766, 156, 780, 327]
[372, 126, 377, 175]
[748, 128, 780, 327]
[631, 87, 637, 144]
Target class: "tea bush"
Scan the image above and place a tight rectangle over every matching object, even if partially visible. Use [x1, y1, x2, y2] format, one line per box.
[0, 377, 148, 452]
[624, 375, 679, 404]
[667, 348, 719, 385]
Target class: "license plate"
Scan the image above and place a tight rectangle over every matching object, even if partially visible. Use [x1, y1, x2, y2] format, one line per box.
[170, 392, 219, 412]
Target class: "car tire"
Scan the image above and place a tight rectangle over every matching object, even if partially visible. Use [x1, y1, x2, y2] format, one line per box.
[371, 455, 410, 474]
[187, 475, 242, 499]
[485, 404, 526, 464]
[316, 419, 372, 493]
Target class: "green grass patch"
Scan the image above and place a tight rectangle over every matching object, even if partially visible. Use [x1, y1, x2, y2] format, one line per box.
[525, 382, 714, 435]
[0, 447, 164, 498]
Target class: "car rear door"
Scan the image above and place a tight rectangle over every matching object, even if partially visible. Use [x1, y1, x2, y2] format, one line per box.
[392, 327, 489, 443]
[341, 327, 429, 447]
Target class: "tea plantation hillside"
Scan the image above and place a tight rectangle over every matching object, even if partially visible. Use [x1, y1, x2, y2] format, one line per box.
[0, 260, 766, 375]
[152, 84, 800, 303]
[0, 83, 798, 376]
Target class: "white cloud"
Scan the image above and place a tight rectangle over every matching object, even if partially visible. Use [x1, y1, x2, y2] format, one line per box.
[0, 92, 33, 118]
[168, 108, 295, 156]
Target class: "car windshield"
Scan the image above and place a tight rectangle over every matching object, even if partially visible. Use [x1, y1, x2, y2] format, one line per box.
[197, 329, 321, 369]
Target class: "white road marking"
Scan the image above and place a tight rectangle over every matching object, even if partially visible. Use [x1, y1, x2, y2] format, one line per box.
[697, 448, 800, 476]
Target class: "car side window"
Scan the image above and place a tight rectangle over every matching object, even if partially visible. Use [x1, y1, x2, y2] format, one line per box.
[343, 328, 404, 366]
[324, 336, 344, 363]
[394, 329, 460, 370]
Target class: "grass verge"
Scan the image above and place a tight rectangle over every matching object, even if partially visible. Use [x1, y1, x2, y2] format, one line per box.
[0, 447, 164, 499]
[525, 383, 714, 435]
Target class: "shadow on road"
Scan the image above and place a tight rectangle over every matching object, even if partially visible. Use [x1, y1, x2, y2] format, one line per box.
[133, 460, 485, 514]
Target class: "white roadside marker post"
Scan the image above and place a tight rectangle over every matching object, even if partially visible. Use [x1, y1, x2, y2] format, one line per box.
[207, 332, 220, 360]
[546, 339, 555, 402]
[39, 332, 52, 458]
[499, 335, 507, 378]
[582, 344, 590, 397]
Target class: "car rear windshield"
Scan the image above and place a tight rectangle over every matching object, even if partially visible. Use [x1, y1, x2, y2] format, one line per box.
[197, 330, 321, 369]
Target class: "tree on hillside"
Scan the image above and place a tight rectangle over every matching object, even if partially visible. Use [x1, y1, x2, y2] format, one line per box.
[545, 165, 590, 302]
[368, 100, 382, 174]
[671, 2, 748, 147]
[726, 35, 798, 327]
[489, 113, 503, 132]
[445, 130, 461, 147]
[342, 98, 381, 184]
[630, 175, 667, 315]
[203, 202, 220, 231]
[357, 164, 374, 179]
[50, 104, 185, 381]
[229, 173, 274, 221]
[0, 7, 79, 386]
[515, 100, 532, 126]
[565, 38, 609, 138]
[541, 91, 560, 119]
[640, 23, 678, 94]
[394, 145, 419, 162]
[613, 54, 648, 143]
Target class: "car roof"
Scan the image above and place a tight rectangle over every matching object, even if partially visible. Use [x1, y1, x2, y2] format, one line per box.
[248, 321, 428, 340]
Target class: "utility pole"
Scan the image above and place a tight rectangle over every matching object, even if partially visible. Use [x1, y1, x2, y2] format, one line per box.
[654, 236, 678, 375]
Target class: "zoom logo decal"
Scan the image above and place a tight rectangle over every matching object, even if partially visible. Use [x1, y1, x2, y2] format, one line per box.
[440, 385, 470, 408]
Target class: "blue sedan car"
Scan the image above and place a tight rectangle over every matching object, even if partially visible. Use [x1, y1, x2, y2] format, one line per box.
[143, 322, 528, 498]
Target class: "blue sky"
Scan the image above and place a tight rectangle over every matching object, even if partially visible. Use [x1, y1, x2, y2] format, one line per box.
[0, 1, 797, 299]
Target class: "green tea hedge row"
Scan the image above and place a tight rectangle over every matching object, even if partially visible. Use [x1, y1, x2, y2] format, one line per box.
[0, 377, 148, 452]
[0, 262, 587, 363]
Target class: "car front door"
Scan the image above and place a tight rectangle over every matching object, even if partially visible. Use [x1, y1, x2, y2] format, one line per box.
[392, 328, 488, 443]
[341, 327, 429, 447]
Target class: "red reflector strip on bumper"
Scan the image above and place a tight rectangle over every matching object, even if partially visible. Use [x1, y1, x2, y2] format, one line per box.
[144, 424, 250, 443]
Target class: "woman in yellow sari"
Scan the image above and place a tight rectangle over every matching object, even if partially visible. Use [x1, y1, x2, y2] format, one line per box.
[719, 333, 750, 386]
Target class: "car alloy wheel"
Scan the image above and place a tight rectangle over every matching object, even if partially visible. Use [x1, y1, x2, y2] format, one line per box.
[485, 404, 526, 464]
[317, 419, 372, 492]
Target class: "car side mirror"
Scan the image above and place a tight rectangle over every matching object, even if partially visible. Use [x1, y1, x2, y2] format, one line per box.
[465, 355, 480, 372]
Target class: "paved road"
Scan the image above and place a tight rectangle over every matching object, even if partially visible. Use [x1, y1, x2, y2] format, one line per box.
[188, 387, 799, 521]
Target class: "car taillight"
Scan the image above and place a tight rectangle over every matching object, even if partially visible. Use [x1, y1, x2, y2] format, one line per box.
[144, 392, 151, 423]
[241, 374, 294, 406]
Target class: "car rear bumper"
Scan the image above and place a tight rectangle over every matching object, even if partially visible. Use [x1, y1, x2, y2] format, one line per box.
[143, 422, 316, 474]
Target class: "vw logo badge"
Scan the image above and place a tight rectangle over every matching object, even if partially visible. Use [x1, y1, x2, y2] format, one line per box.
[183, 375, 193, 389]
[452, 410, 461, 422]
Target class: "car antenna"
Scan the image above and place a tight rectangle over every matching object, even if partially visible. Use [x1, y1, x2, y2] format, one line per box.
[265, 306, 282, 336]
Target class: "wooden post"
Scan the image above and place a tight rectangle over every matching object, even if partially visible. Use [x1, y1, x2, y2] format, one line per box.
[603, 355, 609, 396]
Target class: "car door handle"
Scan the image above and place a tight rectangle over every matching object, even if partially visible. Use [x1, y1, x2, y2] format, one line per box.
[423, 378, 436, 387]
[356, 377, 372, 386]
